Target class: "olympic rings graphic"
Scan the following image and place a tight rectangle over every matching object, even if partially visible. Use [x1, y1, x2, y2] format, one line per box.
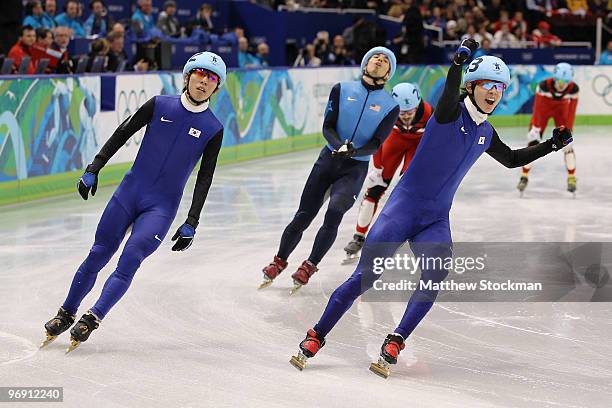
[116, 89, 149, 146]
[592, 74, 612, 107]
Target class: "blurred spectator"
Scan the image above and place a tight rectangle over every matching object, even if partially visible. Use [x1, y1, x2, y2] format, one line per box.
[472, 38, 492, 58]
[157, 1, 180, 37]
[491, 10, 512, 33]
[86, 38, 109, 71]
[397, 2, 425, 64]
[352, 17, 386, 62]
[8, 25, 36, 74]
[387, 0, 406, 18]
[0, 0, 23, 55]
[50, 26, 73, 73]
[106, 30, 127, 71]
[342, 16, 363, 56]
[599, 40, 612, 65]
[233, 26, 245, 40]
[255, 42, 270, 67]
[31, 27, 56, 71]
[471, 7, 488, 29]
[313, 31, 330, 60]
[133, 56, 153, 72]
[512, 11, 528, 39]
[111, 22, 125, 37]
[35, 27, 53, 49]
[237, 36, 261, 68]
[461, 24, 480, 42]
[187, 3, 215, 36]
[324, 35, 352, 65]
[132, 0, 155, 37]
[84, 0, 114, 37]
[296, 44, 321, 67]
[566, 0, 589, 15]
[477, 25, 494, 43]
[532, 21, 561, 47]
[492, 24, 519, 48]
[23, 1, 55, 29]
[55, 0, 85, 37]
[43, 0, 58, 27]
[444, 20, 459, 40]
[589, 0, 608, 16]
[427, 6, 446, 29]
[484, 0, 501, 23]
[525, 0, 546, 28]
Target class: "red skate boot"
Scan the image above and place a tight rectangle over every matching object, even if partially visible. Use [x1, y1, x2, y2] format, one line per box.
[290, 328, 326, 371]
[369, 333, 405, 379]
[258, 255, 288, 289]
[289, 260, 318, 294]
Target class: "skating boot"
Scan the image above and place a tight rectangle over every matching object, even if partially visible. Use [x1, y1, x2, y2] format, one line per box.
[567, 175, 576, 197]
[66, 311, 100, 353]
[342, 234, 365, 265]
[290, 328, 325, 370]
[40, 307, 76, 348]
[369, 333, 405, 379]
[517, 176, 528, 197]
[289, 260, 318, 294]
[258, 256, 288, 289]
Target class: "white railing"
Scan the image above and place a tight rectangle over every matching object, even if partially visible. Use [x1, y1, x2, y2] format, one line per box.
[277, 5, 376, 14]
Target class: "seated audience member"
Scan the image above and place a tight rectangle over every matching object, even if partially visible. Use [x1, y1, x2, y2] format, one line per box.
[50, 26, 73, 73]
[84, 0, 114, 37]
[532, 21, 561, 47]
[23, 1, 53, 29]
[132, 0, 155, 37]
[106, 30, 128, 71]
[156, 0, 180, 37]
[55, 0, 85, 37]
[8, 25, 37, 74]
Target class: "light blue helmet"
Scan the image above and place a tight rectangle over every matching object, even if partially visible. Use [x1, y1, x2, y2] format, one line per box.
[392, 83, 421, 111]
[553, 62, 573, 82]
[183, 51, 227, 87]
[360, 46, 397, 80]
[463, 56, 511, 88]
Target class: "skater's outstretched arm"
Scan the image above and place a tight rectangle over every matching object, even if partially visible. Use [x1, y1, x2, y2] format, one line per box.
[88, 97, 156, 173]
[322, 84, 343, 150]
[186, 130, 224, 228]
[352, 105, 400, 156]
[434, 38, 479, 125]
[487, 126, 573, 168]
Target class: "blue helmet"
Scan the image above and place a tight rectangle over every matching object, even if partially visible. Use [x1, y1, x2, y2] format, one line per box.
[392, 83, 421, 111]
[463, 56, 511, 88]
[553, 62, 573, 83]
[183, 51, 227, 88]
[360, 46, 397, 80]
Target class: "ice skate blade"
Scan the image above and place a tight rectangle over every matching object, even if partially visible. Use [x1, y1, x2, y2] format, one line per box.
[65, 339, 81, 354]
[290, 353, 307, 371]
[341, 255, 360, 265]
[369, 361, 390, 379]
[39, 333, 57, 349]
[289, 282, 303, 295]
[257, 278, 273, 290]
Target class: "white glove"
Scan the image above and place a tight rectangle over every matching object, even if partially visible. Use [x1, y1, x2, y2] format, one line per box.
[365, 167, 387, 189]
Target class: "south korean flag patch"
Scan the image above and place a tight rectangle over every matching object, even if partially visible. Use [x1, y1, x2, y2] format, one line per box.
[188, 127, 201, 138]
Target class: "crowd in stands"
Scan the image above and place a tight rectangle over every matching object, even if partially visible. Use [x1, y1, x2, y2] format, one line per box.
[1, 0, 236, 74]
[288, 0, 610, 64]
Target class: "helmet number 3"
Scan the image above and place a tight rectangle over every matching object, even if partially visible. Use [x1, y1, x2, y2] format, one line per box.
[467, 57, 483, 73]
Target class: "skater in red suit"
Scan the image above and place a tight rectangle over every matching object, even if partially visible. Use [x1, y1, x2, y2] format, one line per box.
[517, 62, 579, 196]
[343, 82, 433, 262]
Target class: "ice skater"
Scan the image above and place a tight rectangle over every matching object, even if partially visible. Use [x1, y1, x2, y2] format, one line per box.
[517, 62, 579, 196]
[258, 46, 400, 294]
[343, 82, 433, 264]
[290, 40, 573, 377]
[41, 52, 226, 352]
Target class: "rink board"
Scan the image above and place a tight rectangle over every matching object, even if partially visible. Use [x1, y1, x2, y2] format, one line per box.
[1, 65, 611, 205]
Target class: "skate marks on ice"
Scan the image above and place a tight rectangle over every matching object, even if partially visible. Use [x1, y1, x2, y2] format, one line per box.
[0, 330, 39, 366]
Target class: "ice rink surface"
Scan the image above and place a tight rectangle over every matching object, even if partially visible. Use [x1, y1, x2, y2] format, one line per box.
[1, 126, 611, 408]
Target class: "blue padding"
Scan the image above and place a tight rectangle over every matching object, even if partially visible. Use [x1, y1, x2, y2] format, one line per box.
[101, 75, 116, 112]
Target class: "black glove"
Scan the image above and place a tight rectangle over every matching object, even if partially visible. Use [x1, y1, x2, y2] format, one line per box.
[331, 140, 356, 158]
[171, 223, 196, 251]
[77, 168, 98, 200]
[550, 126, 573, 151]
[454, 38, 479, 65]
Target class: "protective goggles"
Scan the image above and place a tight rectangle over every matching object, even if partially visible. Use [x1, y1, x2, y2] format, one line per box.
[475, 80, 507, 92]
[190, 68, 219, 83]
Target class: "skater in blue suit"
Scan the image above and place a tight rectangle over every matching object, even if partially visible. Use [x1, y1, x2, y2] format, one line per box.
[41, 51, 227, 352]
[290, 39, 574, 376]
